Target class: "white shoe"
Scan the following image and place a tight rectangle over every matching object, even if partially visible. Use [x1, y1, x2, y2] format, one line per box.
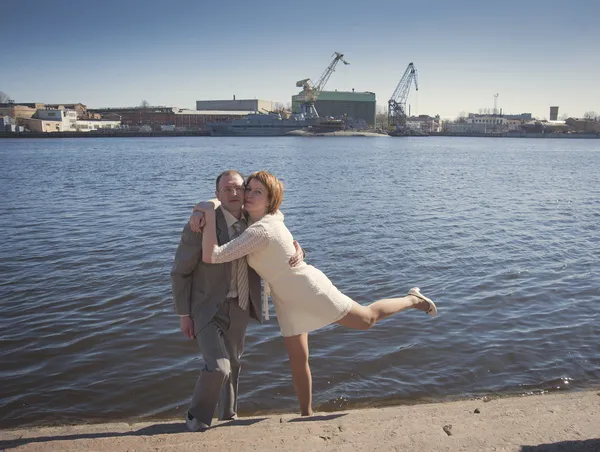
[186, 411, 209, 432]
[408, 287, 438, 316]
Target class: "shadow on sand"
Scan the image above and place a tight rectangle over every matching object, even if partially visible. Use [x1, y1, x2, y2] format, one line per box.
[287, 413, 348, 422]
[0, 417, 268, 449]
[522, 438, 600, 452]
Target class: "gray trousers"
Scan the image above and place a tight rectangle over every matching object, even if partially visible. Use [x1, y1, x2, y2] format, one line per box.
[189, 298, 249, 425]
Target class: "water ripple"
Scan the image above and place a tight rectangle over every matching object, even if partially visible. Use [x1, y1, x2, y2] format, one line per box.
[1, 137, 599, 429]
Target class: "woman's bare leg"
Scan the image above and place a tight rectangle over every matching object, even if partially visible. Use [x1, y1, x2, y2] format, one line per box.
[337, 294, 431, 330]
[283, 333, 313, 416]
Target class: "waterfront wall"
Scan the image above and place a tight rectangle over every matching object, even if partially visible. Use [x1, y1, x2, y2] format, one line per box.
[431, 131, 599, 139]
[0, 130, 211, 138]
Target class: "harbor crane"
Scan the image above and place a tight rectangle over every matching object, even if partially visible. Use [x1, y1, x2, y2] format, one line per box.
[295, 52, 349, 119]
[388, 62, 418, 132]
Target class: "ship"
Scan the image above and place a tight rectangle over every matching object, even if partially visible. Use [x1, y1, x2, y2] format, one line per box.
[208, 112, 344, 137]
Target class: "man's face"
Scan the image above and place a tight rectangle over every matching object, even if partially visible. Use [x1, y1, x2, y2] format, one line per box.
[216, 173, 245, 215]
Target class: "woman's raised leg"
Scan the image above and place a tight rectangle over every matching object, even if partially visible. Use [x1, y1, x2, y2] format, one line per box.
[337, 288, 436, 330]
[283, 333, 313, 416]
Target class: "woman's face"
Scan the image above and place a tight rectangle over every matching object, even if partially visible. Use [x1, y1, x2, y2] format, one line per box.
[244, 178, 269, 214]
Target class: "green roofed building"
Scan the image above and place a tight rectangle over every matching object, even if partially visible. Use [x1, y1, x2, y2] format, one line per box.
[291, 90, 376, 127]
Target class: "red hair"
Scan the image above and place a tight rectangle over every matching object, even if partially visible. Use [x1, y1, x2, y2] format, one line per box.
[246, 171, 284, 214]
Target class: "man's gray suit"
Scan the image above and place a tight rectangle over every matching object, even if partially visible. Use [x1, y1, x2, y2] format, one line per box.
[171, 207, 262, 425]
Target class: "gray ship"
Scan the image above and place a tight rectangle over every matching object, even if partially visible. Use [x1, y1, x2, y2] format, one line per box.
[208, 112, 344, 137]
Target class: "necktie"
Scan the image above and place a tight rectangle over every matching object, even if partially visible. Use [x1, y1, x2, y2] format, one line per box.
[232, 220, 249, 311]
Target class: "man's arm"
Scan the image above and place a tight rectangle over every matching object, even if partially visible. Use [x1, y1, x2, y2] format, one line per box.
[171, 223, 202, 339]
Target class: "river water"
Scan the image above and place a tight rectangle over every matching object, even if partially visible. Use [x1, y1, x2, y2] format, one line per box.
[1, 136, 598, 429]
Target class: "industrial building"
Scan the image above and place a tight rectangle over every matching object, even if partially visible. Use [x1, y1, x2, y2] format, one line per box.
[0, 115, 22, 132]
[291, 90, 376, 127]
[462, 113, 533, 132]
[0, 103, 88, 118]
[20, 108, 120, 132]
[0, 103, 121, 132]
[0, 103, 41, 120]
[445, 112, 535, 134]
[405, 115, 443, 133]
[196, 98, 273, 113]
[88, 106, 249, 130]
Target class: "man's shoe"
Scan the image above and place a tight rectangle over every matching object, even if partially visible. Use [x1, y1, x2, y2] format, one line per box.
[186, 411, 209, 432]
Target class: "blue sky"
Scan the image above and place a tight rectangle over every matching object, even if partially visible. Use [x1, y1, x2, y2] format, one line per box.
[3, 0, 599, 119]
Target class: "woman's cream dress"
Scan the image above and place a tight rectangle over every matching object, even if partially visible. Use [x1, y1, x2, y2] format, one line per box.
[211, 211, 354, 337]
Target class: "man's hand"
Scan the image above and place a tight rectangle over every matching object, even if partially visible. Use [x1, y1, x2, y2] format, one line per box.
[189, 200, 217, 233]
[289, 240, 305, 267]
[180, 316, 195, 339]
[189, 211, 206, 233]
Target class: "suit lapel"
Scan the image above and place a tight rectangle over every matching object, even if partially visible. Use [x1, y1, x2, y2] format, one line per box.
[215, 207, 232, 282]
[215, 207, 229, 245]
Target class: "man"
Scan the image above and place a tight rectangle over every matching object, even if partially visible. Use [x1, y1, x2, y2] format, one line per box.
[171, 170, 302, 431]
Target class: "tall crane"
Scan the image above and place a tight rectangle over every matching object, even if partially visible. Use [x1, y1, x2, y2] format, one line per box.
[388, 62, 418, 131]
[295, 52, 349, 119]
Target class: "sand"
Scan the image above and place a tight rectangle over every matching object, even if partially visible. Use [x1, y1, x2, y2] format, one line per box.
[1, 390, 599, 451]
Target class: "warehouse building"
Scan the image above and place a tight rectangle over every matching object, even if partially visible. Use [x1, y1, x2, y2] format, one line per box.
[196, 98, 273, 113]
[291, 90, 376, 127]
[88, 106, 250, 130]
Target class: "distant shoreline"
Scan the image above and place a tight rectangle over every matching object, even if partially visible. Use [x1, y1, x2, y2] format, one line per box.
[1, 130, 599, 139]
[430, 131, 600, 139]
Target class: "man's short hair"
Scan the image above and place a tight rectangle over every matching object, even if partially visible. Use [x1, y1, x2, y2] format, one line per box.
[215, 170, 244, 191]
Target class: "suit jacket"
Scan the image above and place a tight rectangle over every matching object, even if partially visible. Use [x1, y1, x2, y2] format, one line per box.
[171, 207, 262, 335]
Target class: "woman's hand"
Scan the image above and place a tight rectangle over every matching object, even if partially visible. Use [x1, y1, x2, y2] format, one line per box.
[193, 200, 217, 212]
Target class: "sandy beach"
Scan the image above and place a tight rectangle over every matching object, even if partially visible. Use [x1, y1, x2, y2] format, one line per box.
[1, 390, 598, 451]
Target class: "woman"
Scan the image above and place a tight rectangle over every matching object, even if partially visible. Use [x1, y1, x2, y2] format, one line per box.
[194, 171, 437, 416]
